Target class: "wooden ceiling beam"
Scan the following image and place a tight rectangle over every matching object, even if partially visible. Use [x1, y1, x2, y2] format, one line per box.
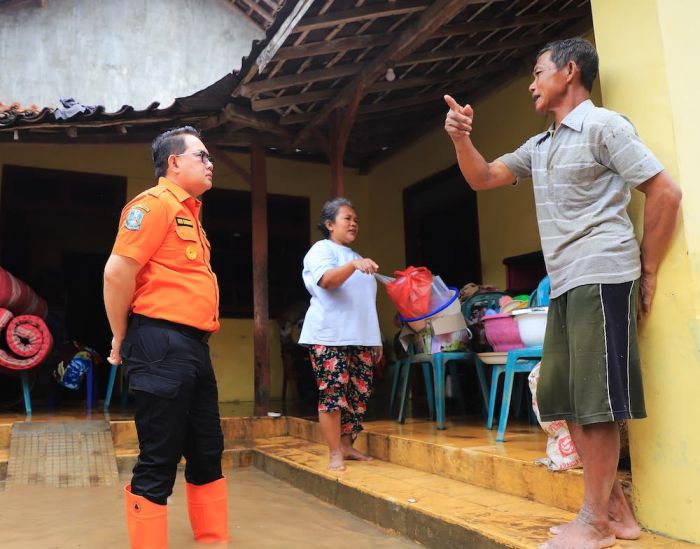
[237, 0, 274, 23]
[241, 64, 358, 96]
[293, 0, 429, 33]
[275, 6, 589, 63]
[252, 61, 511, 112]
[209, 144, 252, 185]
[397, 35, 546, 66]
[294, 0, 486, 141]
[232, 0, 315, 96]
[275, 33, 393, 61]
[221, 103, 294, 138]
[368, 61, 511, 92]
[431, 6, 590, 38]
[359, 16, 595, 173]
[252, 89, 334, 111]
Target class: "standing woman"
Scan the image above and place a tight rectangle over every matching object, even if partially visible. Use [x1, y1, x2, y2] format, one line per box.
[299, 198, 383, 471]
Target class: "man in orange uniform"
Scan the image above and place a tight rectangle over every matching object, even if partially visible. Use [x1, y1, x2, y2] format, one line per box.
[104, 126, 227, 548]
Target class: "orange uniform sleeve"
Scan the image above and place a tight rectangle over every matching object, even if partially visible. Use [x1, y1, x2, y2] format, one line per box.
[112, 196, 169, 266]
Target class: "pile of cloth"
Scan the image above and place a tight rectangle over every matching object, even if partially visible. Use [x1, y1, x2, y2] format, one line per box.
[0, 267, 52, 371]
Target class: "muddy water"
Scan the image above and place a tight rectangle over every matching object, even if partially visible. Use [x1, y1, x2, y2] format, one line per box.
[0, 469, 419, 548]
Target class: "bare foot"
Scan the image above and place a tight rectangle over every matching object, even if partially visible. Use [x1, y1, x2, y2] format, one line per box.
[328, 451, 346, 471]
[540, 520, 615, 549]
[550, 481, 641, 540]
[342, 446, 373, 461]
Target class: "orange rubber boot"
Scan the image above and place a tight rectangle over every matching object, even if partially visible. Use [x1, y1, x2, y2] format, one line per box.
[185, 477, 229, 543]
[124, 485, 168, 549]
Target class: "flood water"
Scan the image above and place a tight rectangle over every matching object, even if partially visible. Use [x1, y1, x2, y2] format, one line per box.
[0, 469, 420, 548]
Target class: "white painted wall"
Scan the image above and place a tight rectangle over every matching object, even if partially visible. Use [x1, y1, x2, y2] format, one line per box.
[0, 0, 262, 110]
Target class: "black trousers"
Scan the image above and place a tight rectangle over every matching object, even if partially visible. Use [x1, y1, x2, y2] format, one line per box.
[121, 315, 224, 505]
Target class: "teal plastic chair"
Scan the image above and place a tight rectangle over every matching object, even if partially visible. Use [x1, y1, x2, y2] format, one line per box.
[104, 363, 129, 411]
[480, 346, 542, 442]
[391, 356, 435, 421]
[397, 350, 488, 429]
[481, 275, 551, 442]
[20, 371, 32, 415]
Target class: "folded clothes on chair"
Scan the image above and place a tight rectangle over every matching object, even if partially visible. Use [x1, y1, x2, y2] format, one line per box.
[53, 341, 101, 390]
[0, 307, 53, 371]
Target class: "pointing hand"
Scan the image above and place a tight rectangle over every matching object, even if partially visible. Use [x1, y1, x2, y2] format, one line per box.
[444, 95, 473, 141]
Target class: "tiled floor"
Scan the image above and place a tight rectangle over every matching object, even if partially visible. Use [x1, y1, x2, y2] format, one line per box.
[6, 420, 119, 489]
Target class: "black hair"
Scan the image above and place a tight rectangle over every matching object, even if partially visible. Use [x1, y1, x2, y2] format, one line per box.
[151, 126, 201, 178]
[317, 198, 354, 238]
[536, 37, 599, 92]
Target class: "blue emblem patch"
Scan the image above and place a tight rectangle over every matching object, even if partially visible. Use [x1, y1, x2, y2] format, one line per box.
[124, 208, 145, 231]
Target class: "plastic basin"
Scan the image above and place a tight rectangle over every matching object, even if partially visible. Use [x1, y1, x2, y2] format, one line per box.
[512, 307, 548, 347]
[482, 313, 524, 352]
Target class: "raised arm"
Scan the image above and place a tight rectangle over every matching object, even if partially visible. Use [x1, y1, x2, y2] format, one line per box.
[636, 170, 682, 316]
[444, 95, 517, 190]
[318, 258, 378, 290]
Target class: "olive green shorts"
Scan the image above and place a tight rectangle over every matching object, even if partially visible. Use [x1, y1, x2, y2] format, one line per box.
[537, 280, 646, 426]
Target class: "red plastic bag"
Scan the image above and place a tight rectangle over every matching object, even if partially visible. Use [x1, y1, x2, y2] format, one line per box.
[385, 266, 433, 319]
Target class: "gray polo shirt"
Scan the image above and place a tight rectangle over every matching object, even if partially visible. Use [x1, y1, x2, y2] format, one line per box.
[498, 100, 663, 298]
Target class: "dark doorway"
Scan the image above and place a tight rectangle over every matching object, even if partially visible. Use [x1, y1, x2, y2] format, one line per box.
[403, 164, 481, 287]
[0, 165, 126, 359]
[202, 188, 310, 319]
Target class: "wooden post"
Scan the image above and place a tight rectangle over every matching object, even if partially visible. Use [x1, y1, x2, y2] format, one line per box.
[250, 144, 270, 416]
[329, 109, 345, 198]
[328, 85, 365, 197]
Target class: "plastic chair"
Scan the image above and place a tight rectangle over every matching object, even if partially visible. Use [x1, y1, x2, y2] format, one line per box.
[478, 275, 551, 442]
[104, 363, 129, 411]
[20, 371, 32, 415]
[391, 356, 435, 421]
[478, 346, 542, 442]
[397, 350, 488, 430]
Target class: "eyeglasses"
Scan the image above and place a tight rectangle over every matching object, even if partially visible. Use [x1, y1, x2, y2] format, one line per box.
[174, 150, 214, 166]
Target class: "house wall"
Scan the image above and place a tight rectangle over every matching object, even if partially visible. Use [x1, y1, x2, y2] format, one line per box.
[0, 143, 368, 404]
[0, 0, 261, 111]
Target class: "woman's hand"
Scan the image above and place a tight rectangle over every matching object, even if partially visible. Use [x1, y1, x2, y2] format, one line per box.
[371, 345, 384, 365]
[352, 258, 379, 274]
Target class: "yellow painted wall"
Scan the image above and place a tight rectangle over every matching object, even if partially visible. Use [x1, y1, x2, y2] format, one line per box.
[591, 0, 699, 542]
[0, 142, 367, 403]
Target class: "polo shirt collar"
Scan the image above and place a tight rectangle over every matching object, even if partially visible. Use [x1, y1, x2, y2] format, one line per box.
[159, 177, 193, 203]
[560, 99, 594, 132]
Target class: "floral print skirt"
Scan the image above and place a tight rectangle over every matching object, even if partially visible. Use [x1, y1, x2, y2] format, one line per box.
[307, 345, 374, 437]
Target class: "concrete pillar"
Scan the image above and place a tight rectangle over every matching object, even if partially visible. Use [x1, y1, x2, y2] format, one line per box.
[591, 0, 700, 542]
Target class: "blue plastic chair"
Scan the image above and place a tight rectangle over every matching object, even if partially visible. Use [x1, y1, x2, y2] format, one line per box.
[480, 275, 551, 442]
[397, 350, 488, 429]
[480, 346, 542, 441]
[104, 363, 129, 411]
[392, 356, 436, 420]
[20, 371, 32, 415]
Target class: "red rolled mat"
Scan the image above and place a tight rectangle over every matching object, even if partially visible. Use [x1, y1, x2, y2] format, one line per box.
[0, 307, 53, 371]
[0, 267, 47, 318]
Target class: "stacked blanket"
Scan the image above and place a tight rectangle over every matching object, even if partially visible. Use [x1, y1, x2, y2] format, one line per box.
[0, 266, 48, 318]
[0, 308, 53, 371]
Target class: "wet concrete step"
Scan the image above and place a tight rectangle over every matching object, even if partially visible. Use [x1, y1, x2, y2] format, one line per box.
[110, 416, 287, 474]
[253, 435, 688, 549]
[288, 417, 591, 513]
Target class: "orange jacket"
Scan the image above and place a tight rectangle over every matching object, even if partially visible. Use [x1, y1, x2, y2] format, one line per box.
[112, 177, 219, 332]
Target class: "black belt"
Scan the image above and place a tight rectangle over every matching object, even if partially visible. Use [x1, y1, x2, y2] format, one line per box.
[130, 314, 211, 343]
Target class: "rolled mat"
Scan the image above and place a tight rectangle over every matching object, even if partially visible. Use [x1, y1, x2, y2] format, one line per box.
[0, 307, 53, 371]
[0, 267, 47, 318]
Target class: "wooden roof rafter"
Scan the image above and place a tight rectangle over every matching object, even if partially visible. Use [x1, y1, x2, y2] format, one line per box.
[293, 0, 494, 146]
[223, 0, 284, 31]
